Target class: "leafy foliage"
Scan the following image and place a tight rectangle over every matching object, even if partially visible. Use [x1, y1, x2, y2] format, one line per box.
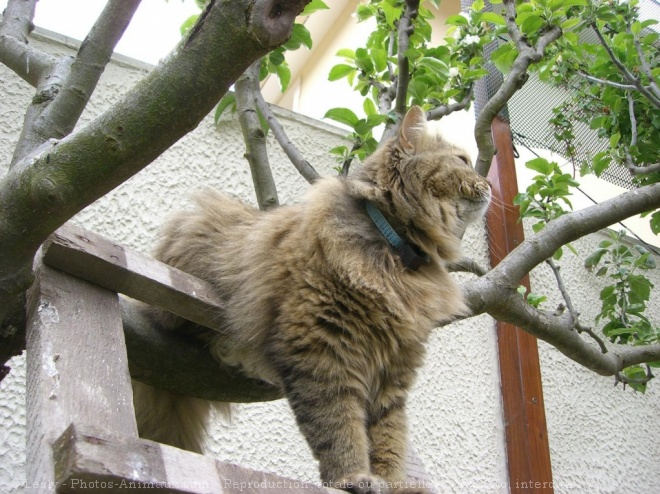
[513, 157, 580, 259]
[324, 0, 497, 164]
[585, 229, 659, 391]
[535, 0, 660, 228]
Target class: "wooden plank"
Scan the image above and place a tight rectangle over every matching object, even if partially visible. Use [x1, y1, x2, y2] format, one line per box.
[53, 424, 341, 494]
[26, 264, 137, 493]
[42, 223, 226, 332]
[486, 116, 553, 493]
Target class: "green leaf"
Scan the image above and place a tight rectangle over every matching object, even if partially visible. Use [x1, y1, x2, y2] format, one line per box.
[584, 249, 608, 269]
[363, 98, 378, 117]
[599, 285, 616, 301]
[214, 93, 236, 124]
[480, 12, 505, 25]
[329, 64, 355, 81]
[284, 24, 313, 51]
[180, 14, 199, 36]
[525, 157, 554, 175]
[275, 63, 291, 92]
[527, 292, 547, 308]
[324, 107, 359, 128]
[650, 211, 660, 235]
[521, 14, 545, 36]
[472, 0, 485, 12]
[446, 14, 469, 26]
[490, 43, 518, 74]
[592, 151, 611, 176]
[336, 48, 356, 60]
[381, 1, 402, 27]
[301, 0, 329, 16]
[560, 17, 581, 31]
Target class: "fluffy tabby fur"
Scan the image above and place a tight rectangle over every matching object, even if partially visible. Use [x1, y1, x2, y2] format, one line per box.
[134, 107, 491, 493]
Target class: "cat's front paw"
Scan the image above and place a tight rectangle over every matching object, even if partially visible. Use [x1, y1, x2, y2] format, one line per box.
[335, 472, 390, 494]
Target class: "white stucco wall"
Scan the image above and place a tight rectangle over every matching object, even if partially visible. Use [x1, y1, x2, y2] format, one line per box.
[2, 27, 660, 494]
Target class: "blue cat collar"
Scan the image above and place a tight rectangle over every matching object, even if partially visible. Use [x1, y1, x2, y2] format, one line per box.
[365, 201, 430, 271]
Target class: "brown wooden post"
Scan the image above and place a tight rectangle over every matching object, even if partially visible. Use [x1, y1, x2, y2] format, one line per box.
[26, 263, 137, 493]
[486, 116, 554, 493]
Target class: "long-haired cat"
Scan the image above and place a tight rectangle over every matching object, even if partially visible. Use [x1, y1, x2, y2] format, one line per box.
[134, 106, 491, 493]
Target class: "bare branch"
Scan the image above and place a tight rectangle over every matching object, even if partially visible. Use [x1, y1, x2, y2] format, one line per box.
[426, 85, 474, 121]
[545, 259, 608, 354]
[446, 257, 488, 277]
[378, 0, 420, 145]
[628, 162, 660, 176]
[474, 0, 562, 176]
[253, 88, 320, 184]
[628, 23, 660, 102]
[490, 183, 660, 284]
[545, 258, 579, 322]
[451, 182, 660, 374]
[9, 0, 142, 167]
[235, 60, 279, 210]
[0, 0, 54, 86]
[0, 0, 308, 329]
[394, 0, 419, 120]
[461, 277, 660, 376]
[591, 22, 660, 109]
[576, 71, 637, 91]
[39, 0, 143, 139]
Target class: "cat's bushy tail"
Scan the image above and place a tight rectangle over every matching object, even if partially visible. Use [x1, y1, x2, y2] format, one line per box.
[132, 380, 231, 453]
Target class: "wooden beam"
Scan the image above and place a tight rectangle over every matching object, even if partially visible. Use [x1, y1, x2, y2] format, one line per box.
[486, 116, 554, 493]
[40, 224, 282, 402]
[42, 223, 226, 332]
[53, 424, 340, 494]
[26, 264, 137, 493]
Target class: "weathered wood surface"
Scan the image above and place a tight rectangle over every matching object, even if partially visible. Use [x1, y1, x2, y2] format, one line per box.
[26, 264, 137, 493]
[54, 424, 342, 494]
[41, 224, 282, 402]
[42, 223, 225, 332]
[487, 116, 553, 493]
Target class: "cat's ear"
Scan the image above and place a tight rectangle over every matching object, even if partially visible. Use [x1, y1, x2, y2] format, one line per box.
[397, 106, 427, 154]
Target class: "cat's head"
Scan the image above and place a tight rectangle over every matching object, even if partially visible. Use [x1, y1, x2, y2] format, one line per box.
[349, 106, 491, 260]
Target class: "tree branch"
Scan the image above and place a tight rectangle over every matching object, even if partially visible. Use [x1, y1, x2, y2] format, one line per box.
[446, 256, 488, 277]
[461, 277, 660, 376]
[253, 86, 320, 184]
[9, 0, 142, 167]
[474, 0, 562, 176]
[545, 258, 608, 354]
[0, 0, 308, 330]
[426, 85, 474, 121]
[591, 22, 660, 109]
[576, 71, 637, 91]
[0, 0, 54, 86]
[629, 24, 660, 102]
[394, 0, 418, 120]
[454, 183, 660, 373]
[235, 60, 279, 210]
[378, 0, 419, 145]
